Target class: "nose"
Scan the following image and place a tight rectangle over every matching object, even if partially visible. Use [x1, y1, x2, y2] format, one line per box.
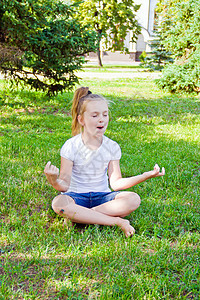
[99, 114, 104, 122]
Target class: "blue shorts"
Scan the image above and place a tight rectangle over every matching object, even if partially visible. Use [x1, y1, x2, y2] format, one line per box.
[62, 191, 120, 208]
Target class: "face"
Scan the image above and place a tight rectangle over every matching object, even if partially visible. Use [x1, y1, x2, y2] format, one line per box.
[78, 100, 109, 138]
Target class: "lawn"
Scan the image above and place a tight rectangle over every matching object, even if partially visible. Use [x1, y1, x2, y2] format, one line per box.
[0, 71, 200, 299]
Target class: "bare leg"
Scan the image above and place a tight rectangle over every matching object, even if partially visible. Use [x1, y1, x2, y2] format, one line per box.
[92, 192, 141, 217]
[52, 195, 135, 237]
[91, 192, 141, 234]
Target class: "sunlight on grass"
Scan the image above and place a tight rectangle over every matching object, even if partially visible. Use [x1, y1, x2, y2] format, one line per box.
[155, 124, 199, 142]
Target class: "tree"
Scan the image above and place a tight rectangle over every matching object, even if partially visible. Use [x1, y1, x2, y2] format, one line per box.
[140, 30, 173, 71]
[71, 0, 141, 66]
[156, 0, 200, 93]
[0, 0, 98, 95]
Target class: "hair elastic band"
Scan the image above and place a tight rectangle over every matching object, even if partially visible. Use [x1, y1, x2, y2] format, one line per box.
[77, 90, 92, 112]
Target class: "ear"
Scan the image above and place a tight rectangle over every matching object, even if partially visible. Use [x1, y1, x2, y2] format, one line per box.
[77, 114, 84, 126]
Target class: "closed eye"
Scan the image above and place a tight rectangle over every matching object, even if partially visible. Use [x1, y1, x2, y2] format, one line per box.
[91, 112, 108, 118]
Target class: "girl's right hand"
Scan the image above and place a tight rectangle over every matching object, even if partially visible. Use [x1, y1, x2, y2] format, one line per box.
[44, 161, 59, 185]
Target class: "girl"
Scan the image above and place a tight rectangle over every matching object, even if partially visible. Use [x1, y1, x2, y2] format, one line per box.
[44, 87, 165, 237]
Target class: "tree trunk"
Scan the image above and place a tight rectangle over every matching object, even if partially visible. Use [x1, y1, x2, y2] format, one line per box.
[97, 47, 103, 67]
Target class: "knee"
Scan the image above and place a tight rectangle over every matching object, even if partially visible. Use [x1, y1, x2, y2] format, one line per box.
[52, 195, 69, 215]
[52, 195, 62, 214]
[129, 192, 141, 211]
[52, 195, 74, 216]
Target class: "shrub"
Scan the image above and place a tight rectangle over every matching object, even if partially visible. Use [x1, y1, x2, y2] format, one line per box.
[156, 0, 200, 93]
[157, 49, 200, 93]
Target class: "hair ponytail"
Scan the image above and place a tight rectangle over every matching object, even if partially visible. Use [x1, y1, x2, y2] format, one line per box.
[71, 87, 89, 136]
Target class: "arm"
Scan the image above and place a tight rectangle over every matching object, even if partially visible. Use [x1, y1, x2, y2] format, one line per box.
[108, 160, 165, 191]
[44, 157, 73, 192]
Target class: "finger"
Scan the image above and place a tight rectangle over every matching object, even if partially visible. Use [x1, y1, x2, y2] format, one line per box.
[44, 161, 55, 174]
[44, 161, 50, 172]
[45, 161, 51, 169]
[154, 164, 160, 173]
[52, 165, 59, 174]
[157, 167, 165, 176]
[161, 167, 165, 175]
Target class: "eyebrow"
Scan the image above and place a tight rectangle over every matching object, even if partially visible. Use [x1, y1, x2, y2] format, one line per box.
[91, 110, 108, 114]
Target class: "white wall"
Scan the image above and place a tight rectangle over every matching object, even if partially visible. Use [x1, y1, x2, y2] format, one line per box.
[129, 0, 158, 53]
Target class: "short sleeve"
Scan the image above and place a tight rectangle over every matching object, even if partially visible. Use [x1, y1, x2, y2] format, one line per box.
[111, 141, 121, 160]
[60, 139, 74, 161]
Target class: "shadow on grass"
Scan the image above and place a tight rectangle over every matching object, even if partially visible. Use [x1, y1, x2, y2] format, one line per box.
[0, 83, 199, 117]
[0, 92, 199, 139]
[0, 85, 73, 111]
[1, 234, 199, 299]
[105, 93, 200, 120]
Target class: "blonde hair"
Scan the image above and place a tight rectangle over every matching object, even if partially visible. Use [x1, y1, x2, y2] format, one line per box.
[71, 87, 107, 136]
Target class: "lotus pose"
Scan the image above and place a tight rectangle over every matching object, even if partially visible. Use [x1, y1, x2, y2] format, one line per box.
[44, 87, 165, 237]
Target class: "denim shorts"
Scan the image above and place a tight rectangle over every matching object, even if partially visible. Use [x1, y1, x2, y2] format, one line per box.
[62, 191, 120, 208]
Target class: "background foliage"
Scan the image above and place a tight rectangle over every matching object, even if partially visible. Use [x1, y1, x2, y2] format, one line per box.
[140, 29, 173, 71]
[71, 0, 141, 66]
[0, 0, 97, 95]
[156, 0, 200, 93]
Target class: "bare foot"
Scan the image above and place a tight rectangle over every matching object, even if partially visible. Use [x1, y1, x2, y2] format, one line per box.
[118, 219, 135, 237]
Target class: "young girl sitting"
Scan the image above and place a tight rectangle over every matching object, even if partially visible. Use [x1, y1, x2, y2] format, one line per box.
[44, 87, 165, 237]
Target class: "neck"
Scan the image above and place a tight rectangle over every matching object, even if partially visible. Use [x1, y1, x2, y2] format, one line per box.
[81, 132, 103, 150]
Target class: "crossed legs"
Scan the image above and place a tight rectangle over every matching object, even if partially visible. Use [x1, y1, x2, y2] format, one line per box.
[52, 192, 141, 237]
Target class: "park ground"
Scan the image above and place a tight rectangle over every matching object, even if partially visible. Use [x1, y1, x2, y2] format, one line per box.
[0, 66, 200, 299]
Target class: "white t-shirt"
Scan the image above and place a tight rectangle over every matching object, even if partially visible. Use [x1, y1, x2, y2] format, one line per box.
[60, 134, 121, 193]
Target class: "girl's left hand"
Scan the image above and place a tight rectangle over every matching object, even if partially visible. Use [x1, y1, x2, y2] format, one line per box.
[144, 164, 165, 179]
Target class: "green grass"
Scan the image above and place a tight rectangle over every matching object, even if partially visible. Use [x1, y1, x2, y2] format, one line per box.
[0, 73, 200, 299]
[81, 65, 147, 73]
[83, 64, 142, 69]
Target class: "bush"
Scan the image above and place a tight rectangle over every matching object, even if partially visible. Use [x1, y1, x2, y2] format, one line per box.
[156, 0, 200, 93]
[156, 50, 200, 93]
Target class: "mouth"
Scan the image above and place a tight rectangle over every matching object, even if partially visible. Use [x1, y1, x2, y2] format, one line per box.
[97, 126, 104, 130]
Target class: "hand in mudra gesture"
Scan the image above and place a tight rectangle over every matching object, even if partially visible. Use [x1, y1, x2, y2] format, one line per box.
[44, 161, 59, 185]
[145, 164, 165, 179]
